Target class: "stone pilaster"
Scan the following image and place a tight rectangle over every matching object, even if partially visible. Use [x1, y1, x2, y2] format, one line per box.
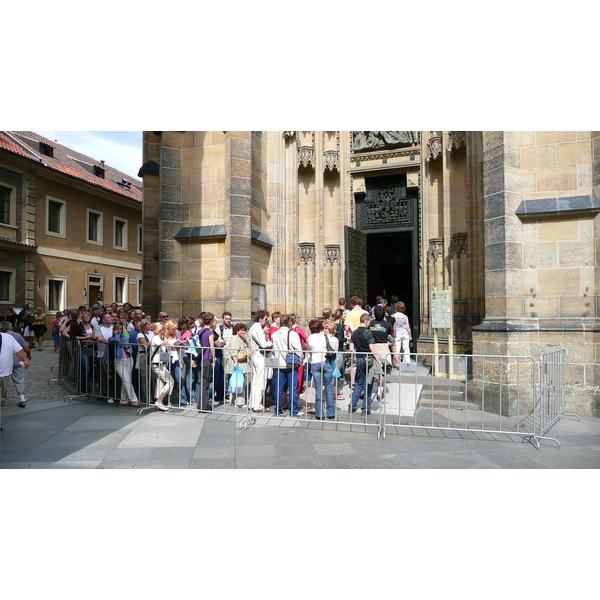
[224, 132, 252, 318]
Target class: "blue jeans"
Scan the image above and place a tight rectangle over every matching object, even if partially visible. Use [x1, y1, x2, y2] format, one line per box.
[182, 354, 198, 404]
[311, 362, 334, 418]
[274, 368, 299, 415]
[169, 360, 182, 405]
[350, 356, 374, 414]
[213, 355, 225, 403]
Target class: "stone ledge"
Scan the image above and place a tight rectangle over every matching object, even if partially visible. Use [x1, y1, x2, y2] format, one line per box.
[173, 225, 227, 242]
[473, 318, 600, 333]
[251, 229, 273, 248]
[515, 195, 600, 220]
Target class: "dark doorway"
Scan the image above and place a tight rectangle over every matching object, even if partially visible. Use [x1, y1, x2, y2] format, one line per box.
[367, 231, 413, 312]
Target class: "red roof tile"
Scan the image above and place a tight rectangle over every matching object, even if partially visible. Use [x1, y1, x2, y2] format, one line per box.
[0, 131, 142, 203]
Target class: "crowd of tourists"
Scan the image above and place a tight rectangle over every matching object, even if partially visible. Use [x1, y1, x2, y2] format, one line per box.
[7, 295, 413, 419]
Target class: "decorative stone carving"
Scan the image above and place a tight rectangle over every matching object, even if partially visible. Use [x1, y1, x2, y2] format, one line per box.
[298, 242, 316, 264]
[282, 131, 296, 139]
[324, 244, 341, 265]
[427, 238, 444, 262]
[425, 136, 443, 162]
[298, 146, 316, 168]
[365, 187, 412, 228]
[323, 150, 340, 172]
[352, 131, 420, 151]
[447, 131, 466, 152]
[449, 233, 468, 258]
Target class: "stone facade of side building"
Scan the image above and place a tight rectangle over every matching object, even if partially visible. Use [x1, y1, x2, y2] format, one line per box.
[139, 131, 600, 416]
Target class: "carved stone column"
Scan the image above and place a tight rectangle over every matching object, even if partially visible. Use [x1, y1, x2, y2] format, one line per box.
[298, 242, 316, 318]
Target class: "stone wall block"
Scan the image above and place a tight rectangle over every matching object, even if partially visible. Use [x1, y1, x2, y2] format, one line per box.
[229, 215, 251, 237]
[537, 268, 580, 296]
[535, 132, 577, 145]
[556, 140, 592, 166]
[160, 259, 182, 280]
[229, 176, 251, 196]
[558, 241, 594, 267]
[161, 147, 182, 169]
[161, 167, 183, 186]
[483, 167, 504, 197]
[229, 256, 252, 279]
[230, 193, 251, 216]
[523, 242, 558, 269]
[161, 185, 182, 204]
[482, 131, 504, 151]
[483, 144, 504, 172]
[521, 145, 557, 169]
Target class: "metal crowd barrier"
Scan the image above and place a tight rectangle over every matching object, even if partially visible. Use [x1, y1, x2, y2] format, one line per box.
[55, 336, 571, 448]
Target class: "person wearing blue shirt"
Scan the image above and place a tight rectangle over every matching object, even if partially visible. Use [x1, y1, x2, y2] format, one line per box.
[109, 324, 140, 407]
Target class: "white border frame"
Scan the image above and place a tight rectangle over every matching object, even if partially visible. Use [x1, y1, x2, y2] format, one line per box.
[46, 276, 67, 312]
[86, 208, 104, 246]
[113, 273, 128, 304]
[137, 223, 143, 255]
[113, 216, 128, 251]
[0, 181, 17, 228]
[0, 267, 16, 304]
[46, 195, 67, 238]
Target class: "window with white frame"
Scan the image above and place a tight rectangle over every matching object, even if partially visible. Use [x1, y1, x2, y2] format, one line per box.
[0, 184, 16, 226]
[137, 223, 143, 254]
[0, 268, 16, 304]
[114, 274, 127, 304]
[46, 277, 67, 312]
[137, 276, 142, 306]
[113, 217, 128, 250]
[86, 209, 103, 245]
[46, 196, 66, 238]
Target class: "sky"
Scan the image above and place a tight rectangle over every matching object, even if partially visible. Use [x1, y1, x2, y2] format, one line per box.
[33, 131, 143, 180]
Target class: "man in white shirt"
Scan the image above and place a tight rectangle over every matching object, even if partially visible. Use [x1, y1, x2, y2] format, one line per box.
[1, 331, 31, 426]
[0, 321, 30, 408]
[248, 310, 272, 413]
[93, 312, 115, 401]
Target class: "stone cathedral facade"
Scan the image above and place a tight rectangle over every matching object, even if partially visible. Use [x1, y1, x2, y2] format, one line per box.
[139, 131, 600, 415]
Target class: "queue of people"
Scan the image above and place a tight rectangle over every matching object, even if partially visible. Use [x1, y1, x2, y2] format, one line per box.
[7, 294, 412, 419]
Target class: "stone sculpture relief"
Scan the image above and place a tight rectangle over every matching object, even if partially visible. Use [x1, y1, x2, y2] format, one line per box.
[353, 131, 420, 151]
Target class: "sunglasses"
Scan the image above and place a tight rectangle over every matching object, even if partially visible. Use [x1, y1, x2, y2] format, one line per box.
[159, 315, 169, 318]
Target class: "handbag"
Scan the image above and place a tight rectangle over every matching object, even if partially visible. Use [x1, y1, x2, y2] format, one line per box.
[331, 359, 341, 378]
[304, 383, 316, 403]
[237, 344, 252, 362]
[228, 366, 244, 394]
[285, 330, 300, 365]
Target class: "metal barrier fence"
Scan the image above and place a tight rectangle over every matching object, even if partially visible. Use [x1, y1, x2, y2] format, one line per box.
[55, 336, 571, 448]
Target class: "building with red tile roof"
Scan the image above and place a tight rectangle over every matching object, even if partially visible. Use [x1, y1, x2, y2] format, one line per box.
[1, 131, 143, 317]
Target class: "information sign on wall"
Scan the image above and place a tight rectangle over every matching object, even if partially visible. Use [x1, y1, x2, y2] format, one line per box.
[431, 289, 452, 329]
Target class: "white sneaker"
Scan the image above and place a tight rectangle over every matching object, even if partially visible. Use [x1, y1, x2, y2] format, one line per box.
[107, 398, 114, 404]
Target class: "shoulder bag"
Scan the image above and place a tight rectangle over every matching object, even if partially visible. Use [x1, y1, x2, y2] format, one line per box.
[285, 330, 300, 365]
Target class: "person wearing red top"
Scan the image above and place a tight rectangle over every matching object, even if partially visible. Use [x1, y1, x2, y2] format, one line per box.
[268, 311, 281, 340]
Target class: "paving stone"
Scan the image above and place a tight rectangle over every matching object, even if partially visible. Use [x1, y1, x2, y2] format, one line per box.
[235, 445, 277, 458]
[193, 446, 236, 459]
[98, 459, 191, 469]
[274, 444, 317, 457]
[149, 447, 196, 460]
[190, 457, 236, 469]
[4, 461, 104, 469]
[106, 447, 155, 461]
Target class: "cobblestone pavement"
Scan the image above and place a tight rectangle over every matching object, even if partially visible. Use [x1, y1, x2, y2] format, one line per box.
[1, 344, 70, 409]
